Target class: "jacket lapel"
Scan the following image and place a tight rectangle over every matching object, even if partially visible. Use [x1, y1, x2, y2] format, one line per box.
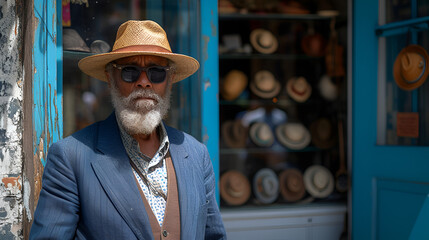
[91, 113, 152, 240]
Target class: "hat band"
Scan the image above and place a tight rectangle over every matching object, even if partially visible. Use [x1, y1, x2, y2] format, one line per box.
[291, 85, 307, 96]
[112, 45, 172, 54]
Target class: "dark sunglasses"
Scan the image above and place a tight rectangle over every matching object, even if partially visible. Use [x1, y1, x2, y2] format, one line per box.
[111, 63, 171, 84]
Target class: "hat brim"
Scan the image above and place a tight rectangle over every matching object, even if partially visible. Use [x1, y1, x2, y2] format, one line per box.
[250, 29, 278, 54]
[78, 51, 200, 83]
[393, 45, 429, 91]
[303, 165, 334, 198]
[250, 78, 282, 99]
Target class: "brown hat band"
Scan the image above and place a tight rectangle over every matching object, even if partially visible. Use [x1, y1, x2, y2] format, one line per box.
[113, 45, 172, 54]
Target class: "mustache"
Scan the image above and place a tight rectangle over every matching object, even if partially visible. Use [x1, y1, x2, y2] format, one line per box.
[125, 89, 162, 103]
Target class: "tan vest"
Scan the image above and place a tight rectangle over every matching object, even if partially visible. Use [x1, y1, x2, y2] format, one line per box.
[133, 155, 181, 240]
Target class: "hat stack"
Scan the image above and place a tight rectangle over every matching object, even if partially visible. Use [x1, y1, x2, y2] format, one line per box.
[393, 44, 429, 91]
[220, 170, 251, 206]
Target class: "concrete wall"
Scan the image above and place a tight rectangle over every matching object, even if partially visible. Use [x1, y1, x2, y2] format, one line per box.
[0, 0, 24, 239]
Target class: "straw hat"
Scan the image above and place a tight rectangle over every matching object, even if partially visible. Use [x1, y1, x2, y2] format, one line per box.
[220, 170, 251, 206]
[250, 70, 281, 99]
[287, 77, 312, 102]
[78, 20, 200, 83]
[310, 118, 337, 149]
[303, 165, 334, 198]
[393, 45, 429, 91]
[249, 122, 275, 147]
[301, 33, 326, 57]
[221, 120, 247, 148]
[253, 168, 279, 204]
[275, 122, 311, 150]
[220, 70, 248, 101]
[250, 29, 278, 54]
[63, 28, 90, 52]
[318, 75, 338, 101]
[279, 169, 306, 202]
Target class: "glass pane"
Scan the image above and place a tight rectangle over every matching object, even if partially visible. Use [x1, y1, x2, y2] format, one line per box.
[385, 0, 429, 23]
[379, 30, 429, 146]
[62, 0, 201, 138]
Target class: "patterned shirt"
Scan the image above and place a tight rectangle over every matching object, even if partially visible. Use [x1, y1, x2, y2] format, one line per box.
[118, 119, 170, 226]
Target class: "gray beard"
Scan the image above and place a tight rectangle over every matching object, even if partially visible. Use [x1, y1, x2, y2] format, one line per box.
[110, 83, 171, 135]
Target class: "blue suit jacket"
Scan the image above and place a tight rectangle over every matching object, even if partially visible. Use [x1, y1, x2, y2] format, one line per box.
[30, 113, 226, 239]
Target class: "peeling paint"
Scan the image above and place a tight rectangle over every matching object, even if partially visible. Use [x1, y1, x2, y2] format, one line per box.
[23, 178, 31, 221]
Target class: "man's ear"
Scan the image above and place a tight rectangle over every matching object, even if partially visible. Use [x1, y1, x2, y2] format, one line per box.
[105, 71, 112, 88]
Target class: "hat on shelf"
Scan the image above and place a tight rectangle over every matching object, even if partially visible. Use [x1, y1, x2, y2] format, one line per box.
[63, 28, 90, 52]
[318, 75, 338, 101]
[279, 168, 306, 202]
[393, 44, 429, 91]
[78, 20, 199, 83]
[310, 118, 337, 149]
[275, 122, 311, 150]
[250, 29, 278, 54]
[221, 119, 248, 148]
[219, 0, 238, 14]
[278, 0, 310, 14]
[303, 165, 334, 198]
[220, 170, 251, 206]
[250, 70, 281, 99]
[220, 70, 248, 101]
[90, 40, 111, 54]
[286, 76, 312, 102]
[316, 0, 340, 17]
[253, 168, 279, 204]
[301, 33, 326, 57]
[249, 122, 275, 147]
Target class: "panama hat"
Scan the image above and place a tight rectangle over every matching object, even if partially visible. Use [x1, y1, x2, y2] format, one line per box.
[253, 168, 279, 204]
[250, 70, 281, 99]
[221, 119, 247, 148]
[78, 20, 199, 83]
[249, 122, 275, 147]
[310, 118, 337, 149]
[220, 170, 251, 206]
[220, 70, 248, 101]
[393, 44, 429, 91]
[318, 75, 338, 101]
[287, 77, 312, 102]
[279, 168, 306, 202]
[63, 28, 90, 52]
[276, 122, 311, 150]
[303, 165, 334, 198]
[250, 29, 278, 54]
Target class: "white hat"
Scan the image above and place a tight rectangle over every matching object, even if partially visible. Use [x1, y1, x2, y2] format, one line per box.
[303, 165, 334, 198]
[250, 29, 278, 54]
[275, 123, 311, 150]
[249, 122, 275, 147]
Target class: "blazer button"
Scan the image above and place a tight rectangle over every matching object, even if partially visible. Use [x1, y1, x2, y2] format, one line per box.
[162, 230, 168, 237]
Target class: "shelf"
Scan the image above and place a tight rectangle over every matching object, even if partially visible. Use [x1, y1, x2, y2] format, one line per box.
[220, 99, 292, 108]
[219, 53, 323, 60]
[220, 146, 322, 154]
[219, 13, 333, 21]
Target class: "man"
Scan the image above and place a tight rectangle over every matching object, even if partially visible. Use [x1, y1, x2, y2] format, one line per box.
[30, 20, 226, 240]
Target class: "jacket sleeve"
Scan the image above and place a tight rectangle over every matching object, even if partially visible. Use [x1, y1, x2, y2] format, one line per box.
[30, 142, 80, 240]
[202, 145, 227, 239]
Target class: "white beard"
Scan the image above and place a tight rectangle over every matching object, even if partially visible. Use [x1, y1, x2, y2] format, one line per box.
[110, 83, 171, 135]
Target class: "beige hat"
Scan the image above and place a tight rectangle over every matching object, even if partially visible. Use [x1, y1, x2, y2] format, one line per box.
[253, 168, 279, 204]
[220, 70, 248, 101]
[63, 28, 90, 52]
[287, 77, 312, 102]
[78, 20, 199, 83]
[279, 169, 306, 202]
[250, 29, 278, 54]
[250, 70, 281, 99]
[310, 118, 337, 149]
[303, 165, 334, 198]
[249, 122, 275, 147]
[221, 120, 247, 148]
[275, 122, 311, 150]
[393, 44, 429, 91]
[220, 170, 251, 206]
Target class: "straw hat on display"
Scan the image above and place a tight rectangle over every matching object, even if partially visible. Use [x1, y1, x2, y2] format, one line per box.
[250, 70, 281, 99]
[301, 32, 326, 57]
[249, 122, 275, 147]
[250, 29, 278, 54]
[276, 122, 311, 150]
[79, 20, 199, 83]
[220, 170, 251, 206]
[279, 168, 306, 202]
[221, 119, 247, 148]
[63, 28, 90, 52]
[286, 77, 312, 102]
[303, 165, 334, 198]
[220, 70, 248, 101]
[310, 118, 337, 149]
[393, 44, 429, 91]
[318, 75, 338, 101]
[253, 168, 279, 204]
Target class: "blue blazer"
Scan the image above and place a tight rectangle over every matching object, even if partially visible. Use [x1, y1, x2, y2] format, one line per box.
[30, 113, 226, 240]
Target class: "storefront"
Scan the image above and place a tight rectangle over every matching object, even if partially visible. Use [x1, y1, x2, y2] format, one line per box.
[1, 0, 428, 239]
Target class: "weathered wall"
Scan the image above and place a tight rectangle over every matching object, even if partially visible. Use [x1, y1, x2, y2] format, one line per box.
[0, 0, 24, 239]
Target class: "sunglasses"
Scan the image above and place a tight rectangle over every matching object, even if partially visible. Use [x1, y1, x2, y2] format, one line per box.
[111, 63, 171, 84]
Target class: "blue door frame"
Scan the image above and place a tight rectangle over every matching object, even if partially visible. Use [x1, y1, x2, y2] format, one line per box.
[352, 0, 429, 239]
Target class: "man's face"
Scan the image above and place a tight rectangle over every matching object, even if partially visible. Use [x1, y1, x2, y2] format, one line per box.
[107, 55, 173, 135]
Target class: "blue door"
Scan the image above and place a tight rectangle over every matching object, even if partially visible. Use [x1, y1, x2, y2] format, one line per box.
[352, 0, 429, 239]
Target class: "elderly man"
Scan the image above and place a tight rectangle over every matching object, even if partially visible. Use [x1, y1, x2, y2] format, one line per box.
[30, 20, 226, 240]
